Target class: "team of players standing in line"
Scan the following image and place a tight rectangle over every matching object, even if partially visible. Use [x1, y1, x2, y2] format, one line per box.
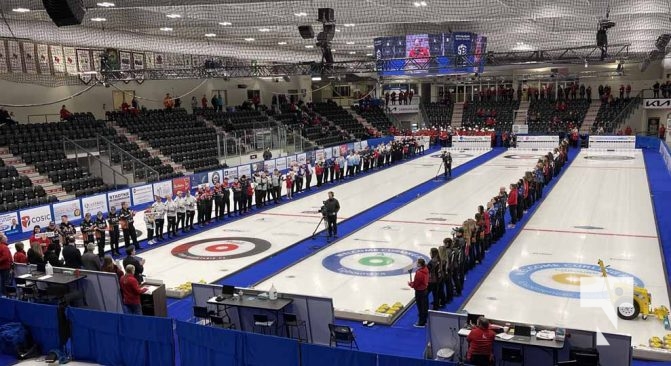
[411, 139, 569, 327]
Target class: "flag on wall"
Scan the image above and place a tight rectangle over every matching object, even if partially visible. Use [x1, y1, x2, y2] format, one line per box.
[22, 42, 37, 74]
[63, 47, 77, 74]
[119, 51, 131, 70]
[50, 45, 65, 73]
[0, 41, 7, 74]
[37, 44, 50, 74]
[7, 40, 22, 73]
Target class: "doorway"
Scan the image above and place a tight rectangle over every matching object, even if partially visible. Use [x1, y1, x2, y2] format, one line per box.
[647, 118, 660, 136]
[112, 90, 135, 110]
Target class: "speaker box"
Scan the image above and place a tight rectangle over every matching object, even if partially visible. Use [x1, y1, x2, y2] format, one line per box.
[42, 0, 86, 27]
[237, 84, 247, 89]
[298, 25, 314, 39]
[318, 8, 334, 23]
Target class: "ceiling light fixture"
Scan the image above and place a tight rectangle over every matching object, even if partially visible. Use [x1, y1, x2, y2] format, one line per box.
[294, 12, 307, 17]
[96, 2, 115, 7]
[12, 8, 30, 13]
[366, 45, 373, 48]
[245, 38, 255, 41]
[278, 41, 288, 45]
[160, 27, 173, 32]
[219, 22, 232, 26]
[166, 14, 181, 19]
[311, 76, 322, 81]
[346, 41, 355, 45]
[413, 1, 428, 6]
[305, 45, 314, 48]
[91, 17, 106, 22]
[366, 53, 373, 56]
[335, 29, 341, 33]
[348, 51, 356, 54]
[259, 28, 270, 32]
[205, 33, 216, 37]
[343, 23, 355, 27]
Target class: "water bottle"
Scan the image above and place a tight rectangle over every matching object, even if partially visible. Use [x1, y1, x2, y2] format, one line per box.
[45, 262, 54, 275]
[269, 284, 278, 300]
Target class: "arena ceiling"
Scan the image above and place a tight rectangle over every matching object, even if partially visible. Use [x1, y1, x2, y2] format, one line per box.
[0, 0, 669, 64]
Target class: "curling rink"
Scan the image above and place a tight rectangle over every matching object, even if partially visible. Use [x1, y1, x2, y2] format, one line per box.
[255, 149, 553, 321]
[140, 150, 486, 289]
[463, 150, 669, 353]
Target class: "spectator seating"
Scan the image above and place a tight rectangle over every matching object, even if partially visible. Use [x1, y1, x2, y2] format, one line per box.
[113, 109, 220, 173]
[592, 97, 642, 133]
[461, 100, 519, 131]
[423, 102, 454, 129]
[196, 109, 276, 132]
[527, 99, 590, 133]
[312, 102, 370, 140]
[0, 163, 53, 213]
[351, 106, 393, 133]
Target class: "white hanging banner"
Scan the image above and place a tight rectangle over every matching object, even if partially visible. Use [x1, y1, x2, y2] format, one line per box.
[92, 49, 104, 72]
[132, 53, 144, 69]
[22, 42, 37, 74]
[184, 55, 192, 67]
[7, 40, 22, 73]
[76, 49, 91, 73]
[145, 51, 154, 69]
[36, 44, 50, 74]
[154, 53, 164, 69]
[0, 41, 8, 74]
[63, 46, 77, 74]
[50, 45, 65, 73]
[119, 51, 131, 70]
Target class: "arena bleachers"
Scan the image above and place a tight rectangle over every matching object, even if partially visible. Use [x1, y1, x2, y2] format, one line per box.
[592, 96, 643, 133]
[351, 105, 394, 133]
[312, 102, 370, 140]
[423, 102, 454, 129]
[0, 159, 53, 213]
[527, 99, 590, 133]
[461, 100, 519, 131]
[196, 108, 276, 132]
[113, 109, 221, 173]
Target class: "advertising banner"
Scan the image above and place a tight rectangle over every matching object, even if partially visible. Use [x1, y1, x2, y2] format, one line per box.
[19, 205, 52, 233]
[191, 172, 209, 188]
[81, 194, 109, 216]
[153, 181, 173, 198]
[361, 140, 368, 149]
[238, 164, 251, 178]
[643, 99, 671, 109]
[53, 199, 83, 221]
[0, 212, 20, 235]
[315, 149, 325, 161]
[297, 153, 307, 165]
[172, 176, 191, 195]
[224, 167, 239, 180]
[275, 158, 287, 171]
[107, 189, 131, 210]
[131, 185, 154, 205]
[339, 145, 348, 156]
[208, 170, 223, 186]
[264, 159, 276, 172]
[287, 155, 297, 166]
[332, 146, 340, 157]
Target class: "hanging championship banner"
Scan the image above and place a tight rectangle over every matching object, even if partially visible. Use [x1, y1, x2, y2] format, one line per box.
[119, 51, 131, 71]
[63, 47, 77, 74]
[76, 49, 92, 83]
[7, 40, 22, 73]
[22, 42, 36, 74]
[92, 49, 104, 72]
[36, 44, 50, 74]
[50, 45, 65, 73]
[145, 51, 154, 69]
[154, 53, 164, 68]
[0, 41, 7, 74]
[132, 53, 144, 69]
[184, 55, 192, 67]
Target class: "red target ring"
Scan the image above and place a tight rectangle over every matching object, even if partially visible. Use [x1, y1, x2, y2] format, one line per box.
[205, 243, 240, 252]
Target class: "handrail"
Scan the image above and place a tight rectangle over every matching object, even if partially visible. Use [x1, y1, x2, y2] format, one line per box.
[96, 134, 160, 182]
[607, 89, 645, 132]
[384, 106, 403, 130]
[27, 114, 60, 124]
[62, 137, 129, 188]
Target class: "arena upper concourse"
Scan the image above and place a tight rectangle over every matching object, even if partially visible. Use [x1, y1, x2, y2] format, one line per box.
[0, 1, 671, 366]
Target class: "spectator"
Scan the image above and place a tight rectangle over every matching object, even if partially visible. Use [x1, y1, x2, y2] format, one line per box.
[0, 233, 12, 294]
[163, 93, 175, 110]
[82, 243, 101, 271]
[122, 245, 144, 283]
[619, 85, 624, 99]
[466, 317, 497, 366]
[27, 241, 46, 270]
[62, 240, 82, 269]
[174, 97, 182, 109]
[102, 255, 124, 279]
[201, 94, 208, 109]
[13, 242, 28, 264]
[190, 96, 198, 110]
[252, 94, 260, 110]
[660, 124, 666, 140]
[263, 148, 272, 161]
[131, 97, 139, 109]
[217, 93, 224, 112]
[120, 264, 147, 315]
[626, 84, 631, 99]
[60, 105, 73, 121]
[507, 183, 518, 228]
[653, 81, 660, 98]
[427, 247, 443, 310]
[44, 243, 64, 268]
[408, 258, 429, 327]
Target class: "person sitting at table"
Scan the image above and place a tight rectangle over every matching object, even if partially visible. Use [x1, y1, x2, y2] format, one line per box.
[122, 245, 144, 284]
[120, 264, 147, 315]
[13, 242, 28, 264]
[466, 316, 497, 366]
[82, 243, 101, 271]
[44, 243, 63, 268]
[62, 240, 82, 269]
[102, 255, 123, 279]
[27, 241, 46, 270]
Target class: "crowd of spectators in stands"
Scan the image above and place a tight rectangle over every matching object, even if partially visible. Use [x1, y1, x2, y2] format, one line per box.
[652, 80, 671, 98]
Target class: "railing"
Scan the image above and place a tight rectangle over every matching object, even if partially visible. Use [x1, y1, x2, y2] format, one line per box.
[96, 134, 160, 184]
[62, 137, 129, 188]
[605, 89, 645, 133]
[419, 103, 430, 130]
[27, 114, 60, 124]
[214, 125, 312, 167]
[384, 106, 403, 130]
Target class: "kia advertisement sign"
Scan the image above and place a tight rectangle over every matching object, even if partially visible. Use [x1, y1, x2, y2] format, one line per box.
[19, 205, 52, 233]
[0, 212, 20, 235]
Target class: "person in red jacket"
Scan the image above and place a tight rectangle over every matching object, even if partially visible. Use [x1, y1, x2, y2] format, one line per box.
[60, 105, 73, 121]
[659, 124, 666, 140]
[0, 233, 12, 295]
[507, 183, 518, 227]
[466, 317, 497, 366]
[120, 264, 147, 315]
[408, 258, 429, 327]
[13, 242, 28, 264]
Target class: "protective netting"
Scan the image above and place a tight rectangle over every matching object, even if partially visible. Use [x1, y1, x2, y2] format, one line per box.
[0, 0, 669, 87]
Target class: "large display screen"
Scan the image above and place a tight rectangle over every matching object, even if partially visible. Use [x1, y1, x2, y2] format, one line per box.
[373, 32, 487, 76]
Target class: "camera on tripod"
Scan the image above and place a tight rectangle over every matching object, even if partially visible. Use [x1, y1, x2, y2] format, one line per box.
[320, 201, 328, 217]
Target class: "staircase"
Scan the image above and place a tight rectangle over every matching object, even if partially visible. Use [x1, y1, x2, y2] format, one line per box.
[580, 103, 601, 134]
[514, 101, 530, 125]
[0, 147, 74, 202]
[107, 121, 191, 175]
[348, 109, 379, 136]
[451, 102, 464, 127]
